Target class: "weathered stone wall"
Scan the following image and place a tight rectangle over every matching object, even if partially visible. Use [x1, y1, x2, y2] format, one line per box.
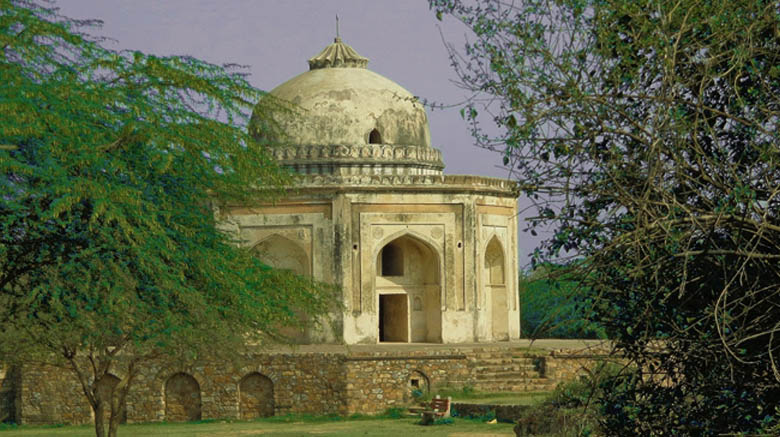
[343, 350, 470, 414]
[9, 345, 620, 425]
[544, 347, 617, 383]
[0, 364, 18, 423]
[15, 353, 347, 425]
[17, 363, 91, 425]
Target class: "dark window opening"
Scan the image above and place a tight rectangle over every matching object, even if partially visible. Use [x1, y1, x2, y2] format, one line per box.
[369, 129, 382, 144]
[380, 242, 403, 276]
[410, 379, 420, 388]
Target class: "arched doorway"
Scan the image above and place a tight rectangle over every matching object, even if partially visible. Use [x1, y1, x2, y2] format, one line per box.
[95, 374, 127, 424]
[253, 235, 310, 342]
[164, 373, 201, 422]
[376, 234, 441, 343]
[239, 373, 274, 419]
[485, 237, 508, 340]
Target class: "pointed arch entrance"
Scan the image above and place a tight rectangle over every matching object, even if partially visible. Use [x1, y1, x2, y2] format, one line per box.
[375, 233, 442, 343]
[485, 236, 508, 340]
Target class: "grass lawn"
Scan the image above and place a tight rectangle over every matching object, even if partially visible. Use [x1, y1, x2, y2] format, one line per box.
[453, 392, 550, 406]
[433, 388, 552, 406]
[0, 416, 516, 437]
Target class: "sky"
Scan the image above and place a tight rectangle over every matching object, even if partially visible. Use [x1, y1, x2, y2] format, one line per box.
[56, 0, 544, 267]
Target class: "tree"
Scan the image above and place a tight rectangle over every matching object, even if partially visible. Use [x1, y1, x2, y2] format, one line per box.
[431, 0, 780, 434]
[0, 2, 334, 436]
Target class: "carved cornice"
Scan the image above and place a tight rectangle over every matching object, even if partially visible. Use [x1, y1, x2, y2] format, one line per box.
[291, 174, 519, 196]
[271, 144, 444, 169]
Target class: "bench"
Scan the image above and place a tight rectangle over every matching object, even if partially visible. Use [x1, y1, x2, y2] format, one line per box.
[430, 395, 451, 417]
[420, 395, 451, 424]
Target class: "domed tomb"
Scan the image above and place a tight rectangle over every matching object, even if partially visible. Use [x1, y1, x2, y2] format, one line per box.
[234, 37, 521, 346]
[249, 38, 442, 176]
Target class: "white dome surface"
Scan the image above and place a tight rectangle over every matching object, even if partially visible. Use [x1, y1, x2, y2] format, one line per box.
[250, 39, 432, 149]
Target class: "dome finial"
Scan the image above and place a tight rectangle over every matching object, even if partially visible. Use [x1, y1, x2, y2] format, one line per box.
[308, 32, 369, 70]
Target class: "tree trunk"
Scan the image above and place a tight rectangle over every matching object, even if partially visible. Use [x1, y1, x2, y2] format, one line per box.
[107, 390, 124, 437]
[92, 400, 106, 437]
[107, 410, 120, 437]
[107, 363, 135, 437]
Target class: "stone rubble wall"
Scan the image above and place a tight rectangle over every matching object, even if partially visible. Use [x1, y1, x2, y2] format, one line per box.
[16, 363, 89, 425]
[343, 350, 471, 414]
[544, 347, 618, 383]
[0, 364, 18, 423]
[6, 345, 617, 425]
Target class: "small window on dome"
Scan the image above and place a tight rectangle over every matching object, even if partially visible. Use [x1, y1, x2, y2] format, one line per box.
[369, 129, 382, 144]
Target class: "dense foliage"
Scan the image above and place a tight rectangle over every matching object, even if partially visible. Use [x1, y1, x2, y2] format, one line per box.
[432, 0, 780, 434]
[519, 264, 605, 340]
[0, 2, 333, 436]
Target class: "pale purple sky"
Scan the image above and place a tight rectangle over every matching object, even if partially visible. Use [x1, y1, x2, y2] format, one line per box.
[56, 0, 544, 267]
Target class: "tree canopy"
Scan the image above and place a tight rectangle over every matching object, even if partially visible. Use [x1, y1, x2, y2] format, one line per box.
[0, 2, 333, 436]
[432, 0, 780, 434]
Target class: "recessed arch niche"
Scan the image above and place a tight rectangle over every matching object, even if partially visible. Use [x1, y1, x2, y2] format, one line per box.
[252, 234, 310, 276]
[252, 234, 311, 342]
[375, 233, 442, 343]
[368, 128, 382, 144]
[485, 236, 508, 340]
[239, 373, 274, 419]
[164, 373, 201, 422]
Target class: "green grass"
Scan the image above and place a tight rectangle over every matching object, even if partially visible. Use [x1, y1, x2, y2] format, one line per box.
[0, 416, 516, 436]
[429, 387, 552, 406]
[453, 391, 551, 406]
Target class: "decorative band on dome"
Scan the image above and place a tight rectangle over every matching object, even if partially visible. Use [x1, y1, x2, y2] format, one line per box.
[308, 37, 369, 70]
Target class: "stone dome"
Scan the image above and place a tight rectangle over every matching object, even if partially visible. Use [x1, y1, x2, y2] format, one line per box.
[250, 38, 432, 149]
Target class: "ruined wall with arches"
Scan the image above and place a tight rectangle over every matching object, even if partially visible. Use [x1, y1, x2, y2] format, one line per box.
[11, 353, 345, 425]
[7, 345, 612, 424]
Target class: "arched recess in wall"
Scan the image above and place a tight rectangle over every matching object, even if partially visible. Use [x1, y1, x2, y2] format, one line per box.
[95, 374, 127, 424]
[368, 128, 382, 144]
[252, 234, 311, 343]
[239, 373, 274, 419]
[485, 236, 508, 341]
[165, 373, 201, 422]
[408, 369, 430, 395]
[375, 232, 442, 343]
[252, 234, 310, 276]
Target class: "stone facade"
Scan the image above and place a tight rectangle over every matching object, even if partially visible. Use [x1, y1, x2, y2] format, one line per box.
[4, 345, 612, 425]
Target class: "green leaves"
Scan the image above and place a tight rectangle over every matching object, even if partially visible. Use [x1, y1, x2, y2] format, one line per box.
[0, 0, 333, 389]
[437, 0, 780, 434]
